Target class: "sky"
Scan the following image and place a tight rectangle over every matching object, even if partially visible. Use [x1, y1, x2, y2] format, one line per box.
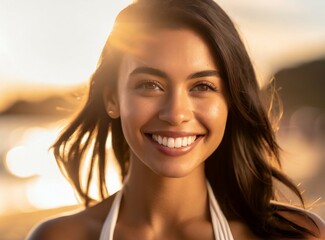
[0, 0, 325, 111]
[218, 0, 325, 71]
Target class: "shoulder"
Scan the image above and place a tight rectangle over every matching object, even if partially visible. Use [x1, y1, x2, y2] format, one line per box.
[26, 213, 88, 240]
[27, 194, 117, 240]
[272, 201, 325, 239]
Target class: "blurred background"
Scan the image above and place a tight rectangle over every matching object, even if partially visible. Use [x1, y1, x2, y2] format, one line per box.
[0, 0, 324, 239]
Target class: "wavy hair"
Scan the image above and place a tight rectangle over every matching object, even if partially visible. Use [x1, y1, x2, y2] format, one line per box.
[52, 0, 318, 238]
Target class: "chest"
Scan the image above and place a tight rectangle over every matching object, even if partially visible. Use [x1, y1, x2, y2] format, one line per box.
[112, 221, 215, 240]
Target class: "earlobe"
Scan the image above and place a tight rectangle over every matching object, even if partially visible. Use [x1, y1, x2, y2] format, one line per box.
[103, 89, 120, 119]
[107, 109, 120, 119]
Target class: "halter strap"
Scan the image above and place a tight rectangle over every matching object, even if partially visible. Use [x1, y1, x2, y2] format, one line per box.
[99, 182, 234, 240]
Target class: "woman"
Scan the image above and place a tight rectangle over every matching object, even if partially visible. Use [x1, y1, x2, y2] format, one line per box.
[28, 0, 325, 239]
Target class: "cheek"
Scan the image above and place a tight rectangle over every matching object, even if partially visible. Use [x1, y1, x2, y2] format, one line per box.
[119, 94, 157, 120]
[198, 99, 228, 125]
[196, 98, 228, 142]
[118, 96, 146, 152]
[118, 93, 160, 139]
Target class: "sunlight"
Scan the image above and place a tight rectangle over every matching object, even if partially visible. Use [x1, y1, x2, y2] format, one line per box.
[26, 176, 78, 209]
[3, 126, 76, 210]
[4, 124, 122, 210]
[80, 133, 122, 200]
[0, 0, 133, 87]
[5, 146, 40, 178]
[4, 127, 59, 178]
[106, 160, 123, 195]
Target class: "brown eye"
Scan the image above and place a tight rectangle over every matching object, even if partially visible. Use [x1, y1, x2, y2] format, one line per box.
[137, 80, 163, 90]
[191, 82, 217, 92]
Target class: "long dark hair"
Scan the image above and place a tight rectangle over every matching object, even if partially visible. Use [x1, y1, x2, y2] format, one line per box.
[52, 0, 319, 238]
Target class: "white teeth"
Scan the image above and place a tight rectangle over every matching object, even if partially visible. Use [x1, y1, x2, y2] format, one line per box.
[167, 138, 174, 148]
[182, 137, 188, 146]
[151, 134, 197, 148]
[175, 138, 182, 148]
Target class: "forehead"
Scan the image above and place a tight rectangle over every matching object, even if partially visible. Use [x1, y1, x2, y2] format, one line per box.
[119, 28, 218, 71]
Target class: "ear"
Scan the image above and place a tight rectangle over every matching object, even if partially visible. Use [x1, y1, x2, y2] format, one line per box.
[103, 88, 120, 119]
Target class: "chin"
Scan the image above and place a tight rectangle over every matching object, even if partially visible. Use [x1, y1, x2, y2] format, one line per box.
[150, 162, 203, 179]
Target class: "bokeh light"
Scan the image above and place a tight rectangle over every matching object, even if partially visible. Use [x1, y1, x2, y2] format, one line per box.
[3, 125, 122, 211]
[5, 127, 59, 178]
[26, 176, 77, 209]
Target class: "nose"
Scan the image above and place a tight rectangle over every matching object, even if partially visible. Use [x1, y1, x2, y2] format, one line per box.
[158, 90, 193, 126]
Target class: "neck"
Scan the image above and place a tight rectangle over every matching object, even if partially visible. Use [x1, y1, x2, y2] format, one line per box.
[121, 160, 209, 227]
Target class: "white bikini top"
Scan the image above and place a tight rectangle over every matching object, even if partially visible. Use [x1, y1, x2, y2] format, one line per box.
[99, 182, 234, 240]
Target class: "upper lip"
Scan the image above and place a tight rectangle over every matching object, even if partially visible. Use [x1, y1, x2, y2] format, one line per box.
[145, 131, 204, 138]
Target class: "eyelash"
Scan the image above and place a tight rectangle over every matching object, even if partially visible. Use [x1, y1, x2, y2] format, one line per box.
[135, 80, 218, 92]
[136, 80, 163, 90]
[191, 81, 218, 92]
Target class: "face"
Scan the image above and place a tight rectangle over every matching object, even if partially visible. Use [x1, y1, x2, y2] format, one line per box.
[108, 28, 228, 178]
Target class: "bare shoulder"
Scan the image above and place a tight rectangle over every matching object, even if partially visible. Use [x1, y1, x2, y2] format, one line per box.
[26, 212, 88, 240]
[27, 194, 117, 240]
[273, 201, 325, 239]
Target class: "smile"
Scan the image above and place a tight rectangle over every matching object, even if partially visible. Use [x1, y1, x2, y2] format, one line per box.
[151, 134, 197, 148]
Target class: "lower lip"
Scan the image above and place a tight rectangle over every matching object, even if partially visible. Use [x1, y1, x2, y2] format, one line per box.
[146, 135, 202, 157]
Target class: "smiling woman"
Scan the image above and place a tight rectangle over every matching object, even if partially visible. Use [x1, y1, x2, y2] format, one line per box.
[108, 29, 228, 178]
[27, 0, 325, 239]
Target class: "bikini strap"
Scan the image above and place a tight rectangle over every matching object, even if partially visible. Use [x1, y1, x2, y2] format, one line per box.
[99, 183, 234, 240]
[207, 181, 234, 240]
[99, 189, 123, 240]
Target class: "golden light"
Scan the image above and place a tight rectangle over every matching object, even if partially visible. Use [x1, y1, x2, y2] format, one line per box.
[1, 1, 133, 213]
[0, 0, 133, 88]
[0, 1, 134, 115]
[26, 176, 78, 209]
[3, 126, 78, 210]
[4, 125, 122, 210]
[80, 133, 122, 200]
[4, 127, 59, 178]
[5, 146, 40, 178]
[105, 134, 122, 195]
[106, 158, 122, 195]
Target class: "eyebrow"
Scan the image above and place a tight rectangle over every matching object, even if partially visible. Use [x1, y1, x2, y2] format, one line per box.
[129, 66, 220, 80]
[129, 67, 168, 79]
[187, 70, 220, 79]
